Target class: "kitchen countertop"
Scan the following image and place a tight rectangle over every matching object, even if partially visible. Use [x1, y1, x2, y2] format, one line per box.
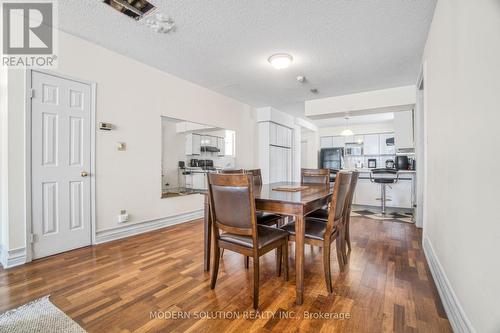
[346, 168, 416, 174]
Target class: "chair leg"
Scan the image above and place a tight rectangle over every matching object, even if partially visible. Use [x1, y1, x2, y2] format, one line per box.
[283, 242, 289, 281]
[336, 236, 345, 272]
[210, 245, 220, 289]
[244, 256, 249, 269]
[341, 228, 348, 265]
[345, 220, 352, 253]
[323, 242, 333, 293]
[253, 256, 260, 309]
[276, 247, 282, 277]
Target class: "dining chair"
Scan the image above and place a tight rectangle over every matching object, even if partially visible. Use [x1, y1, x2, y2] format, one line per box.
[245, 169, 283, 227]
[281, 171, 352, 293]
[207, 173, 289, 309]
[301, 168, 330, 186]
[308, 171, 359, 263]
[221, 169, 244, 174]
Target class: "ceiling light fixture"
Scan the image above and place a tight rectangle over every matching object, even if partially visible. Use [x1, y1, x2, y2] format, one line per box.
[340, 116, 354, 137]
[268, 53, 293, 70]
[145, 13, 175, 33]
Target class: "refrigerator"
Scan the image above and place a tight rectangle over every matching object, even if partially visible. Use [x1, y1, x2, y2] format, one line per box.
[319, 148, 344, 182]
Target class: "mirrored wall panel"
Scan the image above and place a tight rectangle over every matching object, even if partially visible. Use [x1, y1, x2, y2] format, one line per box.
[161, 116, 236, 198]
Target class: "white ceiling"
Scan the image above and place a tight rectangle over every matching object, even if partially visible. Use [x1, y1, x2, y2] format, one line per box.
[58, 1, 436, 117]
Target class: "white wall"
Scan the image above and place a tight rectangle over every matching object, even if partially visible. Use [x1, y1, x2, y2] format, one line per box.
[1, 29, 257, 258]
[300, 130, 319, 168]
[305, 86, 416, 118]
[422, 0, 500, 332]
[318, 121, 394, 137]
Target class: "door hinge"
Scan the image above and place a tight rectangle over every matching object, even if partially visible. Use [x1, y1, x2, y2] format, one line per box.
[29, 88, 35, 99]
[29, 233, 38, 243]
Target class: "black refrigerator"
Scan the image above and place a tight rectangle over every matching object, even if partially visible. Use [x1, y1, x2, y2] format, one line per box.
[319, 148, 344, 182]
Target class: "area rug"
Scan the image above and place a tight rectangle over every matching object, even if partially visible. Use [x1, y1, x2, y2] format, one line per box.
[0, 296, 86, 333]
[351, 209, 414, 224]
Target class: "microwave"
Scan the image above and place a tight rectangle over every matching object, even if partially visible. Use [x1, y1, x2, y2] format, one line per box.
[345, 143, 363, 156]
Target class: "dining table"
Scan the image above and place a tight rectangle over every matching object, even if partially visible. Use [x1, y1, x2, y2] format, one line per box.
[203, 181, 334, 305]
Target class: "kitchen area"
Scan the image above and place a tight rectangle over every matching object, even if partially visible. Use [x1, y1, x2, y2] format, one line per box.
[161, 116, 236, 197]
[318, 110, 416, 216]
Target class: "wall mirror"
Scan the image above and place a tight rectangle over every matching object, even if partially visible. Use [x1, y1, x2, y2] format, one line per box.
[161, 116, 236, 198]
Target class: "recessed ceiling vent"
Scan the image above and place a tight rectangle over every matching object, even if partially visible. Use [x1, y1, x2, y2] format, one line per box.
[103, 0, 156, 20]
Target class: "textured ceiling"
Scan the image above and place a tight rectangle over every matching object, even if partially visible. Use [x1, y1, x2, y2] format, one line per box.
[57, 0, 436, 116]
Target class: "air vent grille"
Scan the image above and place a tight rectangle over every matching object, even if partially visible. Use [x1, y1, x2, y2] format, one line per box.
[103, 0, 156, 20]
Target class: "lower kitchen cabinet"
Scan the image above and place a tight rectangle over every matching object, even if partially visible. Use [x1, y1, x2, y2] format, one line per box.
[353, 173, 414, 209]
[386, 180, 412, 208]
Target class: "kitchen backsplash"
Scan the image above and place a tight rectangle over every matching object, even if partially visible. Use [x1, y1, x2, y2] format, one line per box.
[344, 155, 396, 169]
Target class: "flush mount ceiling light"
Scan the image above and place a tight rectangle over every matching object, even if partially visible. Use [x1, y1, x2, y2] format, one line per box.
[340, 116, 354, 137]
[268, 53, 293, 70]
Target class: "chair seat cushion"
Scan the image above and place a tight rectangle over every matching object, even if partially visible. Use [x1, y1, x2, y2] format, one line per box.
[373, 178, 395, 184]
[281, 219, 334, 241]
[307, 208, 328, 221]
[219, 225, 288, 249]
[256, 212, 281, 226]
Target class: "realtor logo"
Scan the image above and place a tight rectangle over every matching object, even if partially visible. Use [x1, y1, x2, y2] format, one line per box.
[1, 0, 58, 68]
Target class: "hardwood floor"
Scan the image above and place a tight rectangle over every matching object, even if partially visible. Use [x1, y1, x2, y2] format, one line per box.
[0, 217, 451, 332]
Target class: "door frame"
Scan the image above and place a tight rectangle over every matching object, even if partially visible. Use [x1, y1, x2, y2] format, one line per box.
[415, 62, 428, 230]
[25, 69, 97, 262]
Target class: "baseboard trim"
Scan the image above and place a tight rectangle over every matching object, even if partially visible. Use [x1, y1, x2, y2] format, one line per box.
[95, 209, 204, 244]
[0, 246, 27, 269]
[423, 235, 475, 333]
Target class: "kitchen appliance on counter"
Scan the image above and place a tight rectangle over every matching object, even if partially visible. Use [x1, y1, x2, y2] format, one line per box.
[345, 142, 363, 156]
[190, 159, 199, 167]
[385, 159, 395, 168]
[395, 155, 409, 170]
[409, 158, 416, 170]
[368, 159, 377, 168]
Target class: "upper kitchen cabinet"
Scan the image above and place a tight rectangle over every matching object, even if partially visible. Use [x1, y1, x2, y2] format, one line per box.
[363, 134, 380, 155]
[394, 110, 414, 153]
[185, 133, 201, 155]
[269, 122, 292, 148]
[320, 136, 333, 148]
[379, 133, 395, 155]
[332, 136, 345, 148]
[217, 137, 225, 156]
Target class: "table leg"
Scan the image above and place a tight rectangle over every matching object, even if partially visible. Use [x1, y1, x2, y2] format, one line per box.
[295, 214, 305, 305]
[203, 194, 211, 271]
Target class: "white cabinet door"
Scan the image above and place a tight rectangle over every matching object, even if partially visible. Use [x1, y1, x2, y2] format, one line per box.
[353, 178, 380, 206]
[285, 127, 292, 148]
[217, 137, 225, 156]
[320, 137, 333, 148]
[363, 134, 380, 155]
[186, 134, 201, 155]
[193, 173, 206, 190]
[332, 136, 346, 148]
[386, 180, 413, 208]
[269, 123, 278, 146]
[379, 133, 395, 155]
[185, 174, 193, 188]
[394, 110, 414, 151]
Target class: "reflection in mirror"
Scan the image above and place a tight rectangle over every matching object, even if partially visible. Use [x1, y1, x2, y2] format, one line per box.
[161, 116, 236, 198]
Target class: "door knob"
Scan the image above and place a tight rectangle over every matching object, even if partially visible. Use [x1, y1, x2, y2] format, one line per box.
[81, 171, 89, 177]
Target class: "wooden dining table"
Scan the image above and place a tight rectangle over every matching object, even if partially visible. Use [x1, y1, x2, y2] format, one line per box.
[203, 181, 334, 305]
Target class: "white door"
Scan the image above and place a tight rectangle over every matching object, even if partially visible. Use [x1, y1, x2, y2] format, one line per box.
[31, 71, 92, 259]
[301, 140, 307, 168]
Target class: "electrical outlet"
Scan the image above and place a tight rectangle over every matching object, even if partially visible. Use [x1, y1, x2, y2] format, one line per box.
[118, 210, 129, 223]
